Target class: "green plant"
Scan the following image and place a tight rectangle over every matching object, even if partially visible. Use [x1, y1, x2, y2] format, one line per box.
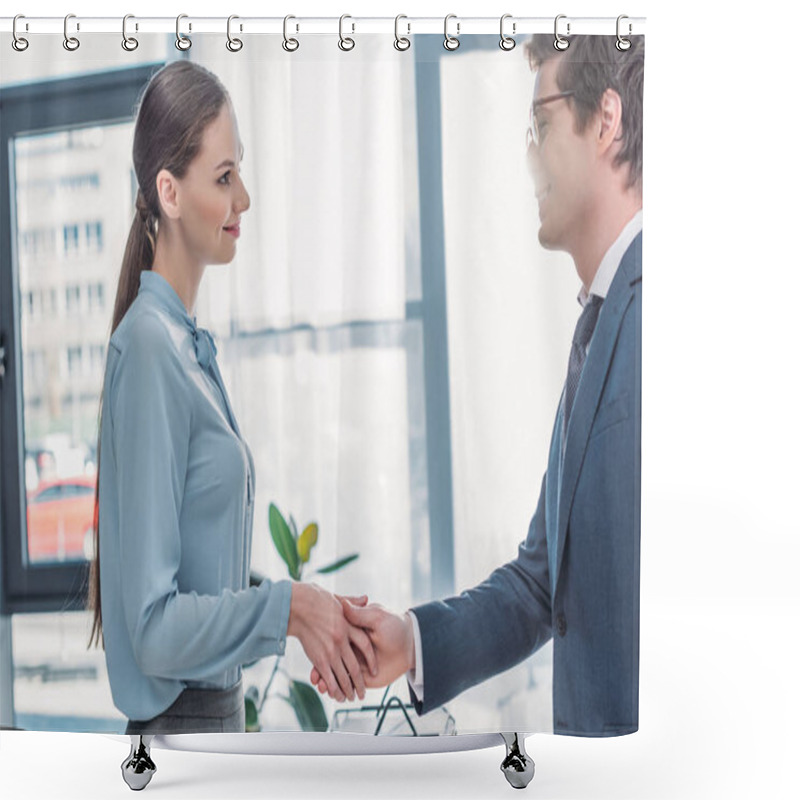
[244, 503, 359, 733]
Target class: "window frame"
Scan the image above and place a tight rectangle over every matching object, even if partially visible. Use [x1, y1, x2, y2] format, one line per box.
[0, 64, 164, 614]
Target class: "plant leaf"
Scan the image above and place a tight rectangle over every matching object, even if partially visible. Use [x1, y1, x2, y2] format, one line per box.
[286, 680, 328, 732]
[297, 522, 319, 564]
[289, 515, 299, 541]
[313, 553, 359, 575]
[269, 503, 300, 580]
[244, 695, 260, 732]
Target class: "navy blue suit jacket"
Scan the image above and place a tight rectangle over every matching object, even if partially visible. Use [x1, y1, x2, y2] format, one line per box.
[410, 233, 642, 736]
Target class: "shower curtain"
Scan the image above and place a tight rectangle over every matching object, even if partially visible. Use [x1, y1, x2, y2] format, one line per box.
[0, 16, 644, 741]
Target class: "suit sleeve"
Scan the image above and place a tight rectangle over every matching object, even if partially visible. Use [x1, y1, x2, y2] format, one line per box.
[409, 473, 553, 715]
[109, 317, 292, 680]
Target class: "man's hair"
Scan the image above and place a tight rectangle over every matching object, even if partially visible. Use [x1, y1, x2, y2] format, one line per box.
[524, 35, 644, 190]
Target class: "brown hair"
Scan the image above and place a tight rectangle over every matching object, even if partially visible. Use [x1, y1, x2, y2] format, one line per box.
[524, 34, 644, 191]
[87, 60, 231, 648]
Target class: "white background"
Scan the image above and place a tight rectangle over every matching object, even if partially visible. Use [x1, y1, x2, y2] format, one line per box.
[2, 0, 799, 798]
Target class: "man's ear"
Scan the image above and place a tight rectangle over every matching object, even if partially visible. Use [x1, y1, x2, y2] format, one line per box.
[155, 168, 181, 221]
[597, 87, 623, 157]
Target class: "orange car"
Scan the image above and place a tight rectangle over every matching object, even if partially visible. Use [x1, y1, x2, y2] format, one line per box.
[26, 476, 97, 563]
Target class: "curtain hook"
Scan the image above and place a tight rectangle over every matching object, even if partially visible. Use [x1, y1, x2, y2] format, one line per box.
[63, 13, 80, 51]
[443, 13, 460, 51]
[122, 14, 139, 51]
[500, 14, 516, 51]
[339, 14, 355, 51]
[394, 14, 410, 51]
[175, 14, 191, 50]
[283, 15, 299, 52]
[554, 14, 570, 51]
[616, 15, 632, 51]
[12, 14, 29, 52]
[227, 15, 243, 52]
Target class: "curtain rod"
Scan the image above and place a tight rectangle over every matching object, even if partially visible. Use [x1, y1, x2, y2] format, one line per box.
[1, 16, 646, 37]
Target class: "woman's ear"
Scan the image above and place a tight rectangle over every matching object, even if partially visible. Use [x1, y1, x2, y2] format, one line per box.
[155, 168, 181, 221]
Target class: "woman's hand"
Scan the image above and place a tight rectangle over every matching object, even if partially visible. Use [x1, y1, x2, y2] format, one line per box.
[287, 584, 377, 702]
[310, 600, 415, 697]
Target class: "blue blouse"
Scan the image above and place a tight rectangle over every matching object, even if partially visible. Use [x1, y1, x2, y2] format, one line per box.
[98, 269, 292, 722]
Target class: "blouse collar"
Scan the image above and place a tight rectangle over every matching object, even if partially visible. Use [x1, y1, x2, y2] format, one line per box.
[138, 269, 218, 369]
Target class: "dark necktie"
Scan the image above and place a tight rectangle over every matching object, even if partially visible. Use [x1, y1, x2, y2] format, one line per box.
[563, 294, 604, 441]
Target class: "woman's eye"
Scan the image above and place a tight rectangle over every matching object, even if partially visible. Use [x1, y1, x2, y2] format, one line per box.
[219, 171, 231, 185]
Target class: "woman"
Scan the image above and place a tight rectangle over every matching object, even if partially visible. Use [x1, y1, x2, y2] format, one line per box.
[87, 60, 374, 734]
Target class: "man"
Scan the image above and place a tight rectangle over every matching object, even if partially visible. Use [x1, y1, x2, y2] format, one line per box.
[313, 34, 644, 737]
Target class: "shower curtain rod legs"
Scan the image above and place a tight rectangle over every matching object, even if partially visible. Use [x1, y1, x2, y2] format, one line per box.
[500, 732, 536, 789]
[119, 732, 535, 789]
[121, 735, 156, 791]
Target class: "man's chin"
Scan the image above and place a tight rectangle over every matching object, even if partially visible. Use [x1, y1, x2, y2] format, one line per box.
[537, 225, 559, 251]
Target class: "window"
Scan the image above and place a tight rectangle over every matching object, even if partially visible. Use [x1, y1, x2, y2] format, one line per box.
[60, 482, 95, 500]
[65, 285, 81, 314]
[62, 224, 79, 256]
[87, 283, 104, 313]
[85, 221, 103, 253]
[30, 485, 64, 504]
[67, 346, 83, 377]
[61, 173, 100, 191]
[1, 63, 160, 619]
[89, 344, 105, 375]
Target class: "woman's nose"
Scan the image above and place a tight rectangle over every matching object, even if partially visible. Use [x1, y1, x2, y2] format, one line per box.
[236, 176, 251, 213]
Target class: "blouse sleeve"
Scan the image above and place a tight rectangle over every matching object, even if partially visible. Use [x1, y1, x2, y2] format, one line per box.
[108, 315, 292, 680]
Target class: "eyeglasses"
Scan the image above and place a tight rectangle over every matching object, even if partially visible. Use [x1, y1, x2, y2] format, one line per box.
[525, 91, 575, 149]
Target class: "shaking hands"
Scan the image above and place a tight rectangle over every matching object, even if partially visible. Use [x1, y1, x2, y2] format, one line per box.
[308, 599, 416, 699]
[287, 583, 378, 702]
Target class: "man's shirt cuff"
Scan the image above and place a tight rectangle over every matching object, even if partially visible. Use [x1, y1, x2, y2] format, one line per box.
[406, 610, 424, 702]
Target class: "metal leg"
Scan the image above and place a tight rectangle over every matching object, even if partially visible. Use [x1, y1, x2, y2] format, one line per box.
[500, 732, 535, 789]
[121, 735, 157, 791]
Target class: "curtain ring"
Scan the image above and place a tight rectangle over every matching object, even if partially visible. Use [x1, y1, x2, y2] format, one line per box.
[63, 13, 80, 51]
[12, 14, 29, 52]
[282, 15, 299, 52]
[227, 15, 243, 52]
[122, 14, 139, 51]
[554, 14, 570, 51]
[443, 14, 460, 51]
[499, 14, 516, 51]
[616, 15, 632, 51]
[338, 14, 355, 51]
[394, 14, 410, 51]
[175, 14, 191, 50]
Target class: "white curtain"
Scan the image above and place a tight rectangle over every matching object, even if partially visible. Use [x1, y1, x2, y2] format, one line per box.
[191, 36, 419, 615]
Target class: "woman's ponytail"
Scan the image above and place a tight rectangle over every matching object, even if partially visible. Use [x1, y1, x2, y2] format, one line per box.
[87, 60, 230, 649]
[87, 192, 158, 649]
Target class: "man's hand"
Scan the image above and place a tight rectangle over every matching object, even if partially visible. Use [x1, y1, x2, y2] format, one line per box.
[287, 584, 377, 702]
[309, 601, 415, 698]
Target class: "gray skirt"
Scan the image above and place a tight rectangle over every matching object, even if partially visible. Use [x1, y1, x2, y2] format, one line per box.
[125, 681, 245, 735]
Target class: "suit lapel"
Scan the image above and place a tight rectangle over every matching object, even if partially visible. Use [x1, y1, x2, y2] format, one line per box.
[553, 233, 642, 592]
